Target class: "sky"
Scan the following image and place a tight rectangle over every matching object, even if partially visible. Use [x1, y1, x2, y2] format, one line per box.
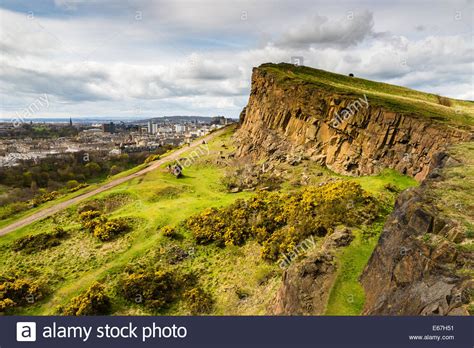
[0, 0, 472, 119]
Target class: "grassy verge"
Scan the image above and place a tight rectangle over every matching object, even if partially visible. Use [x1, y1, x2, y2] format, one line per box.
[351, 168, 418, 195]
[323, 169, 417, 315]
[324, 223, 383, 315]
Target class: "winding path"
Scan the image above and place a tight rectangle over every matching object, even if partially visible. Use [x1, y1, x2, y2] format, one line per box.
[0, 128, 226, 236]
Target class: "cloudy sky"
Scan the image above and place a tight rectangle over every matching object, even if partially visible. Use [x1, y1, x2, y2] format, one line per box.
[0, 0, 472, 119]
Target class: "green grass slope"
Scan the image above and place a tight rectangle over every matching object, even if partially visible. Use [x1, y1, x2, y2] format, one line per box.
[0, 126, 418, 315]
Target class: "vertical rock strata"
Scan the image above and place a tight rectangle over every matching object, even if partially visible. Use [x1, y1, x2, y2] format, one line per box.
[236, 66, 470, 181]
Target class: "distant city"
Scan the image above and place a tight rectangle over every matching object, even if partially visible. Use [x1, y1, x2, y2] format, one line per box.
[0, 116, 235, 167]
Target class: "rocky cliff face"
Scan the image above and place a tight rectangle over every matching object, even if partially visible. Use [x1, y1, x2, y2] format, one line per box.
[361, 151, 473, 315]
[269, 147, 473, 316]
[235, 65, 471, 181]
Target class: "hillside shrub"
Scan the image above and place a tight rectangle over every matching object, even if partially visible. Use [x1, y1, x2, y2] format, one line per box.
[12, 227, 68, 253]
[29, 191, 60, 207]
[185, 181, 381, 261]
[121, 270, 179, 310]
[79, 209, 129, 241]
[144, 154, 161, 164]
[66, 180, 80, 190]
[93, 218, 129, 241]
[79, 210, 101, 224]
[0, 276, 44, 313]
[79, 210, 103, 232]
[61, 282, 111, 315]
[68, 183, 88, 192]
[184, 287, 213, 314]
[77, 202, 101, 214]
[0, 201, 29, 220]
[161, 225, 177, 238]
[109, 165, 123, 176]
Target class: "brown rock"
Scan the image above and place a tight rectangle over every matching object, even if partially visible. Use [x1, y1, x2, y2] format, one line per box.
[271, 250, 337, 315]
[447, 307, 469, 315]
[445, 226, 465, 243]
[323, 227, 354, 249]
[235, 66, 470, 181]
[360, 184, 471, 316]
[271, 226, 357, 315]
[408, 208, 434, 235]
[431, 241, 457, 264]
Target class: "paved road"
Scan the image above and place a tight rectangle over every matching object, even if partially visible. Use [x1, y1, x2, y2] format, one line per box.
[0, 128, 225, 236]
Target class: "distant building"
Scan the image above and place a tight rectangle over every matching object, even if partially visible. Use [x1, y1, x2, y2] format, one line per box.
[162, 138, 182, 147]
[158, 126, 173, 134]
[109, 149, 122, 156]
[102, 122, 116, 133]
[175, 124, 185, 133]
[147, 120, 153, 134]
[211, 116, 234, 125]
[211, 116, 226, 125]
[82, 128, 102, 134]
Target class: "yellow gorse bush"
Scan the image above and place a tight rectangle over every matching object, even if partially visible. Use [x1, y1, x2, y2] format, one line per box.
[0, 277, 44, 313]
[62, 282, 111, 315]
[186, 180, 381, 261]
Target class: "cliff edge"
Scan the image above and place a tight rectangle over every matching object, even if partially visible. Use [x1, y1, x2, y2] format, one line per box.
[236, 63, 473, 181]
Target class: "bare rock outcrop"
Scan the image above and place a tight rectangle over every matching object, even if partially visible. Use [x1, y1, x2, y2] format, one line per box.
[235, 64, 471, 181]
[360, 154, 473, 315]
[271, 227, 353, 315]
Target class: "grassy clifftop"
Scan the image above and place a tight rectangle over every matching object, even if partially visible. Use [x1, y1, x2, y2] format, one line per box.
[259, 63, 474, 127]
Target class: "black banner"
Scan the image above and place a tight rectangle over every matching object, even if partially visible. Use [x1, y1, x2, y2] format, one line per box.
[1, 316, 472, 347]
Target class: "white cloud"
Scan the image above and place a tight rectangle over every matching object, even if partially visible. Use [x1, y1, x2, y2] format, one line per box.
[276, 11, 376, 49]
[0, 1, 472, 119]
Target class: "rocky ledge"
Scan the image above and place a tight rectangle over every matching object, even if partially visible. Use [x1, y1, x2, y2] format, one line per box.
[271, 227, 354, 315]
